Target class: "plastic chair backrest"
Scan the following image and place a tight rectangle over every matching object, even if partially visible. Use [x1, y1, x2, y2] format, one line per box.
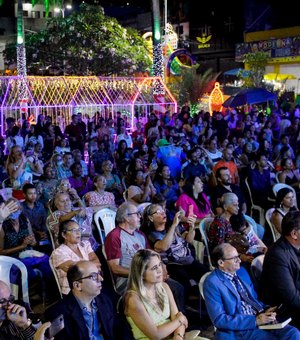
[93, 208, 116, 244]
[275, 171, 281, 183]
[199, 271, 211, 301]
[198, 271, 217, 333]
[265, 207, 279, 242]
[137, 202, 151, 214]
[46, 215, 57, 250]
[102, 245, 119, 294]
[0, 188, 13, 201]
[2, 178, 12, 188]
[198, 217, 215, 270]
[272, 183, 298, 209]
[0, 255, 30, 307]
[250, 254, 265, 289]
[49, 256, 62, 298]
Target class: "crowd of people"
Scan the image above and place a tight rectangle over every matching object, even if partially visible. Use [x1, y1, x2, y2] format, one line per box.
[1, 102, 300, 339]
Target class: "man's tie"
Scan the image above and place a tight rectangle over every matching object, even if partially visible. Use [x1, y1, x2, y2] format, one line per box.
[232, 275, 264, 314]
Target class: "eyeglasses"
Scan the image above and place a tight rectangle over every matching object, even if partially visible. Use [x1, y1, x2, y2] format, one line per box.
[127, 212, 141, 216]
[77, 271, 103, 282]
[0, 295, 15, 306]
[66, 228, 82, 234]
[222, 255, 241, 262]
[150, 209, 165, 216]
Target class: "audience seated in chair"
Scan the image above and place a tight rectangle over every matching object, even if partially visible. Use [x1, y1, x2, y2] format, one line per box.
[210, 167, 247, 216]
[104, 202, 185, 312]
[0, 197, 56, 304]
[246, 152, 274, 210]
[124, 249, 191, 340]
[141, 203, 209, 300]
[50, 220, 101, 295]
[203, 243, 300, 339]
[271, 187, 298, 239]
[0, 280, 52, 340]
[46, 260, 131, 339]
[47, 191, 99, 251]
[260, 210, 300, 329]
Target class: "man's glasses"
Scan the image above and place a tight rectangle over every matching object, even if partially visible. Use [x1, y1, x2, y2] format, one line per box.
[66, 228, 82, 234]
[222, 255, 241, 262]
[77, 271, 102, 282]
[150, 209, 165, 216]
[0, 295, 15, 306]
[127, 212, 141, 216]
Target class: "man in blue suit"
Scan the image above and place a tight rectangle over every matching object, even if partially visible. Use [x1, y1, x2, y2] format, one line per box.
[203, 243, 300, 339]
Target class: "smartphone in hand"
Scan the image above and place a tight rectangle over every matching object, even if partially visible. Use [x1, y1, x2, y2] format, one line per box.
[45, 314, 64, 339]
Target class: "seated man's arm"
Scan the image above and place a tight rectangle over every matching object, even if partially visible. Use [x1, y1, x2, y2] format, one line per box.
[105, 230, 129, 277]
[107, 258, 129, 277]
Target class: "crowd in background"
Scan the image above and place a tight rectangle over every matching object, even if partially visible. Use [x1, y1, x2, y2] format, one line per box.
[1, 100, 300, 339]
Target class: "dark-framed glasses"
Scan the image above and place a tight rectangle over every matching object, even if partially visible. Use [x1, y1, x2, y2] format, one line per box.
[127, 211, 141, 217]
[222, 255, 241, 262]
[77, 271, 103, 282]
[0, 295, 15, 306]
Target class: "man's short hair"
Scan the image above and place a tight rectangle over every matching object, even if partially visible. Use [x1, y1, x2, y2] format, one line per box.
[22, 183, 36, 194]
[215, 166, 229, 179]
[211, 243, 230, 268]
[116, 202, 132, 224]
[63, 152, 73, 159]
[67, 262, 86, 289]
[281, 210, 300, 237]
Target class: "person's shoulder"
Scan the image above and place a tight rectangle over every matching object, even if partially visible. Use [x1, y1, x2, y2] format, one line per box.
[106, 226, 121, 239]
[203, 270, 220, 287]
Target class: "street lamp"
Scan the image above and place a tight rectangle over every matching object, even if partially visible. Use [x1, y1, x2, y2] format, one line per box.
[54, 3, 72, 18]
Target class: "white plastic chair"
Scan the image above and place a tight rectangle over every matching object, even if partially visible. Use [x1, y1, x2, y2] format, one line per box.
[0, 188, 13, 201]
[198, 271, 217, 333]
[49, 256, 62, 299]
[245, 177, 265, 226]
[46, 215, 57, 250]
[272, 183, 298, 209]
[265, 207, 280, 242]
[198, 217, 215, 270]
[0, 255, 30, 307]
[93, 208, 116, 244]
[137, 202, 151, 214]
[250, 254, 265, 290]
[275, 171, 282, 183]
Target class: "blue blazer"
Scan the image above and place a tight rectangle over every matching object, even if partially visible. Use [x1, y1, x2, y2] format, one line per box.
[203, 267, 266, 340]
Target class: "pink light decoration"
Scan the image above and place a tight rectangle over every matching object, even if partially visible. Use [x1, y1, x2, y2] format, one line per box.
[0, 76, 177, 136]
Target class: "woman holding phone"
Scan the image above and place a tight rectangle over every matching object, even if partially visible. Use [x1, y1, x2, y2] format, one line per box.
[141, 204, 209, 297]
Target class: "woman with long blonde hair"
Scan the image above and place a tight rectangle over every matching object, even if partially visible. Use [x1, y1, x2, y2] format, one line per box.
[124, 249, 188, 340]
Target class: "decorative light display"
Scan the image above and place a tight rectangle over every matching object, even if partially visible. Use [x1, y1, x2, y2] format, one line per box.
[0, 76, 177, 136]
[16, 0, 28, 116]
[151, 0, 164, 85]
[208, 82, 224, 115]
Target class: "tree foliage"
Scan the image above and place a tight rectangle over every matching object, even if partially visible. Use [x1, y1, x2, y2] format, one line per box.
[167, 65, 219, 109]
[4, 3, 152, 76]
[240, 51, 269, 88]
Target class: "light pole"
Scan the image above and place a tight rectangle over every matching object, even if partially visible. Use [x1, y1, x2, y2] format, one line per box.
[54, 3, 72, 18]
